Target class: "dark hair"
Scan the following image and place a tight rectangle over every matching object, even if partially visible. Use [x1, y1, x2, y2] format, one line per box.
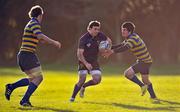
[121, 22, 135, 34]
[28, 5, 43, 18]
[88, 20, 101, 29]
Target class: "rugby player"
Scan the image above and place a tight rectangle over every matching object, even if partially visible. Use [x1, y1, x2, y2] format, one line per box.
[104, 22, 157, 99]
[70, 21, 111, 102]
[5, 5, 61, 107]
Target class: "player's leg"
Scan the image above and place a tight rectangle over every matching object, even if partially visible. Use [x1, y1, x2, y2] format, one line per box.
[141, 75, 156, 98]
[124, 66, 144, 87]
[20, 66, 43, 107]
[82, 70, 101, 88]
[17, 52, 43, 107]
[124, 63, 148, 96]
[5, 52, 31, 101]
[141, 73, 156, 98]
[142, 75, 159, 103]
[81, 62, 101, 88]
[80, 70, 101, 98]
[140, 63, 157, 99]
[70, 70, 87, 102]
[5, 78, 30, 101]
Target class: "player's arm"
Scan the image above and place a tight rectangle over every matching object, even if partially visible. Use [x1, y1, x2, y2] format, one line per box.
[77, 49, 88, 64]
[31, 23, 61, 48]
[111, 43, 124, 49]
[112, 39, 133, 53]
[103, 42, 130, 58]
[111, 40, 128, 49]
[77, 48, 92, 70]
[112, 43, 130, 53]
[37, 34, 61, 48]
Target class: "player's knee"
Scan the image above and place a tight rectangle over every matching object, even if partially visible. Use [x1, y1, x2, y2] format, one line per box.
[124, 68, 134, 79]
[28, 78, 33, 82]
[77, 81, 85, 87]
[93, 78, 101, 85]
[92, 80, 98, 85]
[142, 78, 151, 85]
[77, 76, 86, 86]
[77, 79, 85, 87]
[37, 75, 43, 83]
[32, 72, 43, 84]
[124, 70, 130, 78]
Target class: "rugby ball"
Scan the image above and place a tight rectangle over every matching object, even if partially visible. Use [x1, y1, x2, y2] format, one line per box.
[99, 40, 111, 50]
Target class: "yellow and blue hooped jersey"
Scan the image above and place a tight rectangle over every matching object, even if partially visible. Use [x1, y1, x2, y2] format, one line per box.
[20, 18, 42, 53]
[126, 33, 152, 63]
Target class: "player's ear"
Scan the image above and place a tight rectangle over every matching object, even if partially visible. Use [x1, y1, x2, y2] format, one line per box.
[87, 27, 91, 31]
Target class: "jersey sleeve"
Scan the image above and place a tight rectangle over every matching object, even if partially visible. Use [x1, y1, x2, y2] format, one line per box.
[30, 22, 42, 35]
[111, 40, 126, 49]
[113, 43, 130, 53]
[78, 38, 86, 49]
[98, 32, 107, 41]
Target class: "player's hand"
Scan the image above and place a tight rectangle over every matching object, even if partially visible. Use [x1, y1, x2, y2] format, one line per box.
[54, 41, 61, 49]
[102, 49, 114, 58]
[85, 63, 93, 70]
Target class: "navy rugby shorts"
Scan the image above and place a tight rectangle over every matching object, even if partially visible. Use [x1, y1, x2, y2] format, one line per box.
[78, 61, 100, 71]
[131, 60, 152, 74]
[17, 51, 40, 72]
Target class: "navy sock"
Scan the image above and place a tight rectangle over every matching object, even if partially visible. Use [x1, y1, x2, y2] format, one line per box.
[11, 78, 29, 90]
[82, 80, 95, 88]
[148, 83, 156, 98]
[22, 82, 37, 102]
[130, 75, 144, 87]
[71, 84, 81, 98]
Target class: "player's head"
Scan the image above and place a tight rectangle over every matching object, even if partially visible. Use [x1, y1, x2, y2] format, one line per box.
[28, 5, 44, 23]
[121, 22, 135, 38]
[87, 20, 101, 37]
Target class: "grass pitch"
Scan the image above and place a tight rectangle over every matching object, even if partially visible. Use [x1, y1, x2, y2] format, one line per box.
[0, 68, 180, 112]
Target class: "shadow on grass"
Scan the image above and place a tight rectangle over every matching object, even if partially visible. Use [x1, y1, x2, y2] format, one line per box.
[84, 99, 180, 111]
[112, 103, 180, 111]
[18, 106, 76, 112]
[157, 99, 180, 105]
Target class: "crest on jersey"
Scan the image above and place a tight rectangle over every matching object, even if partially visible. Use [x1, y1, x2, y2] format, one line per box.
[86, 43, 91, 47]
